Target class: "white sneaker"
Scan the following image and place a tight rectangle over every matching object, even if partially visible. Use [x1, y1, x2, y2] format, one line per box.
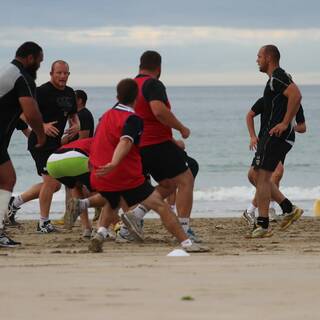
[88, 232, 104, 252]
[242, 210, 255, 227]
[121, 211, 144, 241]
[184, 243, 211, 253]
[268, 208, 279, 222]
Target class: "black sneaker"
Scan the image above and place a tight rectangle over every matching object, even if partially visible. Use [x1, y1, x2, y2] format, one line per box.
[0, 232, 21, 247]
[37, 220, 56, 233]
[6, 196, 21, 226]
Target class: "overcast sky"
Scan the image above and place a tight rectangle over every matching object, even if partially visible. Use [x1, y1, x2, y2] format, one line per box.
[1, 0, 320, 86]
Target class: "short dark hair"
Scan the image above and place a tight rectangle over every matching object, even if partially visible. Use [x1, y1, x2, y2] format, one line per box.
[139, 50, 161, 70]
[117, 78, 138, 105]
[15, 42, 43, 59]
[263, 45, 280, 62]
[75, 90, 88, 105]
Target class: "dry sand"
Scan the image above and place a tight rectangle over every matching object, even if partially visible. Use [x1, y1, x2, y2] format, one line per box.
[1, 217, 320, 320]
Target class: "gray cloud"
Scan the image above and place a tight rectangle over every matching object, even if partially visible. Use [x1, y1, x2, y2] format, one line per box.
[1, 0, 320, 28]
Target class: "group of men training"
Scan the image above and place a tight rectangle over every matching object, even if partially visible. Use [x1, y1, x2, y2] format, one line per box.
[0, 41, 205, 252]
[0, 41, 305, 251]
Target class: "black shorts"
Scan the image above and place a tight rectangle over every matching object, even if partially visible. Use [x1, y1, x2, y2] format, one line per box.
[185, 154, 199, 178]
[29, 149, 54, 176]
[100, 180, 154, 209]
[252, 136, 292, 172]
[0, 126, 15, 165]
[140, 141, 189, 182]
[58, 172, 92, 191]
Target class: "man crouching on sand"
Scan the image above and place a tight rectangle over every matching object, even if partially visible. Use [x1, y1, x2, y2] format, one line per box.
[87, 78, 209, 253]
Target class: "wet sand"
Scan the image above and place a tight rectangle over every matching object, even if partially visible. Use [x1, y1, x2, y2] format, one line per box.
[1, 217, 320, 320]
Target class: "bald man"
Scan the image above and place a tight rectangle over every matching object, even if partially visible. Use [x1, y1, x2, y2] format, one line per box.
[10, 61, 80, 233]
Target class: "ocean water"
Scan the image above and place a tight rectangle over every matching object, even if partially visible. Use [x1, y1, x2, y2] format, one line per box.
[8, 85, 320, 219]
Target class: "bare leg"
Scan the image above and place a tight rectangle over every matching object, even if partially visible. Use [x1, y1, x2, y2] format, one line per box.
[39, 174, 61, 219]
[142, 190, 188, 243]
[71, 186, 91, 230]
[156, 178, 176, 199]
[88, 193, 106, 208]
[20, 183, 43, 202]
[97, 204, 120, 229]
[271, 162, 284, 188]
[0, 160, 16, 192]
[172, 169, 194, 218]
[256, 169, 273, 218]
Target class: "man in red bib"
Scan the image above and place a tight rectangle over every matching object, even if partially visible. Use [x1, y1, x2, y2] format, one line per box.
[133, 51, 199, 242]
[88, 79, 208, 253]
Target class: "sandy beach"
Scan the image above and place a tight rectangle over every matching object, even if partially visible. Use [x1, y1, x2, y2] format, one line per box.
[1, 217, 320, 320]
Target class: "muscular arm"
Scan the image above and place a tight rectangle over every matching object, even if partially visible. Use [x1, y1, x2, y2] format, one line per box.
[246, 110, 258, 150]
[282, 83, 302, 126]
[150, 100, 190, 138]
[19, 97, 46, 146]
[269, 83, 302, 136]
[246, 110, 257, 139]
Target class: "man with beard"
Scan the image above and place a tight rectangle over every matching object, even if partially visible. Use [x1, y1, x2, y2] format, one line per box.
[249, 45, 304, 238]
[0, 42, 46, 246]
[9, 60, 80, 233]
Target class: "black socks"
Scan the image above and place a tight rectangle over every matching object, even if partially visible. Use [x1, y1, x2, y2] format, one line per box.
[279, 198, 293, 214]
[257, 216, 269, 229]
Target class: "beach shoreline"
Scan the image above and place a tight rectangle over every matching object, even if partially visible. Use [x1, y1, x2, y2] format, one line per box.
[1, 217, 320, 320]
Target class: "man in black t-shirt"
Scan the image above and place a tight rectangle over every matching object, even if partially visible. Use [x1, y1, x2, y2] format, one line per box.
[10, 60, 80, 233]
[61, 89, 94, 144]
[75, 90, 94, 138]
[0, 42, 46, 247]
[243, 97, 306, 226]
[248, 45, 304, 238]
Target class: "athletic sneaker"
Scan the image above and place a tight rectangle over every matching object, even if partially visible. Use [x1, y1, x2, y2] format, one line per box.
[5, 196, 21, 226]
[37, 220, 56, 233]
[88, 232, 104, 253]
[280, 206, 304, 231]
[115, 226, 136, 243]
[187, 228, 202, 243]
[0, 231, 21, 247]
[268, 208, 279, 223]
[64, 198, 81, 229]
[242, 210, 256, 227]
[184, 243, 211, 253]
[246, 225, 273, 238]
[121, 211, 144, 241]
[82, 228, 93, 239]
[106, 226, 117, 240]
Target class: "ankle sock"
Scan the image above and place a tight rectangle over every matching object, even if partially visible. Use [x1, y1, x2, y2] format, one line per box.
[13, 195, 24, 208]
[279, 198, 293, 214]
[79, 199, 90, 211]
[132, 204, 148, 220]
[257, 216, 269, 229]
[97, 226, 108, 239]
[178, 218, 190, 233]
[39, 216, 49, 226]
